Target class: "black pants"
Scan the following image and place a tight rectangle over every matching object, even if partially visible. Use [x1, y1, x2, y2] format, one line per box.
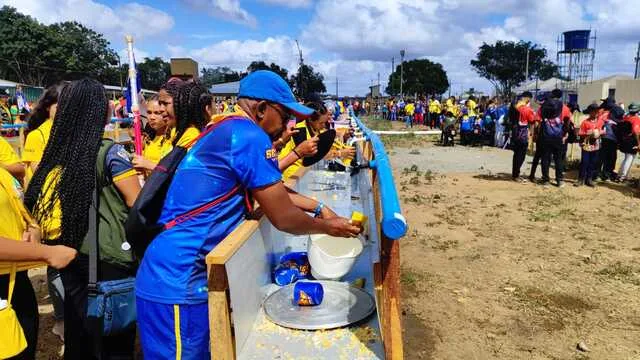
[512, 141, 528, 178]
[0, 272, 38, 360]
[60, 254, 135, 360]
[529, 141, 544, 178]
[541, 141, 564, 183]
[599, 138, 618, 180]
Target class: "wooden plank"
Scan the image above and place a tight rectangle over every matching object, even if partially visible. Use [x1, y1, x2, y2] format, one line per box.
[208, 263, 235, 360]
[381, 236, 403, 360]
[206, 220, 260, 265]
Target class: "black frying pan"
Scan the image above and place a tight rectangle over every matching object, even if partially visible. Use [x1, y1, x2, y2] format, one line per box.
[291, 128, 336, 167]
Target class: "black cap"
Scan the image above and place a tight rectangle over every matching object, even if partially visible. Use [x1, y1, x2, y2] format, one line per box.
[520, 91, 533, 99]
[599, 97, 615, 110]
[551, 89, 562, 99]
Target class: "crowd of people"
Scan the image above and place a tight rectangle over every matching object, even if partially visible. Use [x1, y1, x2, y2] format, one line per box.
[377, 89, 640, 187]
[0, 70, 362, 359]
[508, 90, 640, 187]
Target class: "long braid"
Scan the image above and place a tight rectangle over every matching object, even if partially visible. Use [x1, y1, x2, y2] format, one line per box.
[159, 78, 184, 145]
[25, 79, 108, 248]
[172, 81, 208, 145]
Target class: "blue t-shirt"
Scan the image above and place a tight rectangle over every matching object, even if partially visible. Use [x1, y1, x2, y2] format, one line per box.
[135, 118, 282, 304]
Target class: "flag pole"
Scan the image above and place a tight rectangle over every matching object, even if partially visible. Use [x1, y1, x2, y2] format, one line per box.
[125, 35, 143, 155]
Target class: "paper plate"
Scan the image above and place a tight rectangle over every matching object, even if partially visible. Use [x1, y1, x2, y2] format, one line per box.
[263, 281, 375, 330]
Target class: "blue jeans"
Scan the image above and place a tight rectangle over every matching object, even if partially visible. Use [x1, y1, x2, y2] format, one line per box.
[579, 150, 599, 181]
[405, 115, 412, 127]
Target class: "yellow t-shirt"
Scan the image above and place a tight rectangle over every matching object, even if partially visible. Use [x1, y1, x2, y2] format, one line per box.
[405, 103, 415, 116]
[0, 167, 26, 241]
[279, 121, 309, 180]
[170, 126, 201, 148]
[467, 99, 477, 117]
[143, 135, 173, 164]
[22, 119, 53, 184]
[429, 100, 441, 114]
[0, 136, 20, 168]
[37, 167, 62, 241]
[23, 119, 52, 163]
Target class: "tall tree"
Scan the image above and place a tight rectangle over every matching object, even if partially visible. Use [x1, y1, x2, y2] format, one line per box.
[290, 64, 326, 100]
[470, 40, 560, 98]
[137, 57, 171, 91]
[385, 59, 449, 97]
[246, 61, 290, 82]
[200, 66, 242, 88]
[0, 6, 118, 86]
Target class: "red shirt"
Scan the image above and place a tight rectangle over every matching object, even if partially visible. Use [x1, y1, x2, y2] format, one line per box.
[624, 114, 640, 135]
[597, 110, 609, 123]
[579, 117, 604, 136]
[517, 104, 537, 125]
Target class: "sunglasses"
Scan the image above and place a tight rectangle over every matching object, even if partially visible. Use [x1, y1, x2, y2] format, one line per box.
[268, 103, 294, 122]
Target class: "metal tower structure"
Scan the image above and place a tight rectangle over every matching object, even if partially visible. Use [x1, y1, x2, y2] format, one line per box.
[556, 30, 596, 96]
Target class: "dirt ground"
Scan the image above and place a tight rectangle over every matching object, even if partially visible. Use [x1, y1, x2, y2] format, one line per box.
[395, 142, 640, 359]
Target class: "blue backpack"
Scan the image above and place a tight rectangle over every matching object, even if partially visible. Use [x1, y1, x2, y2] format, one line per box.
[542, 116, 564, 140]
[460, 118, 473, 132]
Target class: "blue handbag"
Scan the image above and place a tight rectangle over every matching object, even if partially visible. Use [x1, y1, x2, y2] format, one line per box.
[87, 185, 136, 337]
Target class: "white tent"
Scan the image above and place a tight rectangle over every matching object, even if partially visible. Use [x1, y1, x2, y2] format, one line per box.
[513, 78, 563, 94]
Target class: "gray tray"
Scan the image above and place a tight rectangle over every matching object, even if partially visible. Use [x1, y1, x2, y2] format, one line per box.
[263, 281, 376, 330]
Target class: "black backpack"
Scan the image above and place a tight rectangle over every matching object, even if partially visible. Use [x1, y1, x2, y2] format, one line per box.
[125, 116, 250, 258]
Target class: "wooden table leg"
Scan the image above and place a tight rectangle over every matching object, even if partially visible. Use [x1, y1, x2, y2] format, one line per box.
[208, 263, 235, 360]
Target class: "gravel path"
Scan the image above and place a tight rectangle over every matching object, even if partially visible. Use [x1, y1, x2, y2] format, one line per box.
[388, 144, 532, 175]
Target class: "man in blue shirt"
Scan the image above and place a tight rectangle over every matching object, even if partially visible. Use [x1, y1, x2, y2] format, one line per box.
[136, 71, 361, 359]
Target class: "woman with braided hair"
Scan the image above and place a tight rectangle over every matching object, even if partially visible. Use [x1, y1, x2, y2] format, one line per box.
[132, 81, 211, 172]
[24, 78, 141, 359]
[157, 79, 202, 148]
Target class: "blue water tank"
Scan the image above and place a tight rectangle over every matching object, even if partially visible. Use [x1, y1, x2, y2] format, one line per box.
[563, 30, 591, 51]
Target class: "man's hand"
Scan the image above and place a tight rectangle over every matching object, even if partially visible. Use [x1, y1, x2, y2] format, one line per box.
[319, 206, 338, 219]
[295, 136, 319, 158]
[323, 217, 362, 238]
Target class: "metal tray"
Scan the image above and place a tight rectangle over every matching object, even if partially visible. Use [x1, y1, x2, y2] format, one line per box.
[263, 281, 376, 330]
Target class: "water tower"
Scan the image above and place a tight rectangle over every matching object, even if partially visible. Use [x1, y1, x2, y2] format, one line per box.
[556, 30, 596, 99]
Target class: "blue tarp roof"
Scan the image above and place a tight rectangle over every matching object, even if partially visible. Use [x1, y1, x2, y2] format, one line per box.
[210, 81, 240, 95]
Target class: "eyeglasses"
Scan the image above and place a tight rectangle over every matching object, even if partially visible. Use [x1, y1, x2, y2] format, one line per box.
[268, 103, 293, 122]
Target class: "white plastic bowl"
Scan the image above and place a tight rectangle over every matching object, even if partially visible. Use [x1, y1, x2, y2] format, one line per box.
[308, 234, 363, 280]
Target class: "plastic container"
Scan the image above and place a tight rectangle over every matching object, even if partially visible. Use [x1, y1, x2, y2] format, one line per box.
[293, 281, 324, 306]
[307, 234, 363, 280]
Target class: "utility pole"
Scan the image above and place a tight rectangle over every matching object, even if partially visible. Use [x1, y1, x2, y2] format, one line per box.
[634, 42, 640, 79]
[400, 50, 405, 99]
[295, 39, 304, 99]
[525, 48, 530, 81]
[391, 57, 395, 94]
[335, 73, 338, 98]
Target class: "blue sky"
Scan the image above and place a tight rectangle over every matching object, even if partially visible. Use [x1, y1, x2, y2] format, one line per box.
[1, 0, 638, 96]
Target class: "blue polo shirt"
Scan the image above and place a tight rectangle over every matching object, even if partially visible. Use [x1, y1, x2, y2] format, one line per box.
[135, 117, 282, 304]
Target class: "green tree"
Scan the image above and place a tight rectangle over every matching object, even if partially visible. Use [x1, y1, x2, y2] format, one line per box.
[0, 6, 118, 86]
[385, 59, 449, 97]
[200, 66, 242, 89]
[137, 57, 170, 90]
[470, 40, 560, 98]
[0, 6, 57, 85]
[290, 64, 326, 100]
[246, 61, 290, 83]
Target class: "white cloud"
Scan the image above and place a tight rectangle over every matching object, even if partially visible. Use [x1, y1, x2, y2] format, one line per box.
[259, 0, 313, 8]
[0, 0, 174, 42]
[301, 0, 640, 96]
[180, 0, 257, 28]
[170, 36, 303, 73]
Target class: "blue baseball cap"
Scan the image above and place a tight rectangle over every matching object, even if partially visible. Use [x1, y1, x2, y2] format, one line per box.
[238, 70, 314, 117]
